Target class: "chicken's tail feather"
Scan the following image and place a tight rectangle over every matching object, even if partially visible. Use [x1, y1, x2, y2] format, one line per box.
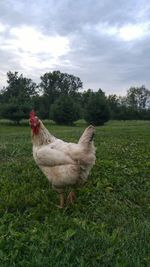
[78, 125, 95, 145]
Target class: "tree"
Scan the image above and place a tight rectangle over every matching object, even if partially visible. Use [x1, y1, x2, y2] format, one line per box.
[50, 96, 80, 125]
[1, 103, 31, 124]
[127, 85, 150, 110]
[84, 89, 110, 125]
[2, 71, 37, 104]
[40, 71, 82, 117]
[0, 72, 37, 123]
[107, 94, 120, 119]
[40, 70, 82, 96]
[32, 95, 49, 119]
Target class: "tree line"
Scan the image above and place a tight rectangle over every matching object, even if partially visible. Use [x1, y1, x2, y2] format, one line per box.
[0, 71, 150, 125]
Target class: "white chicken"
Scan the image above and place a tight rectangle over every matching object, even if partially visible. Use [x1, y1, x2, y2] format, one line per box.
[29, 111, 96, 208]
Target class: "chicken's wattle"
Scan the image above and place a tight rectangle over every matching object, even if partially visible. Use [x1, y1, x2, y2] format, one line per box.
[29, 111, 40, 134]
[31, 124, 40, 134]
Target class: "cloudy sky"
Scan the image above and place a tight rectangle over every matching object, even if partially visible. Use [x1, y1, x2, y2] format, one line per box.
[0, 0, 150, 95]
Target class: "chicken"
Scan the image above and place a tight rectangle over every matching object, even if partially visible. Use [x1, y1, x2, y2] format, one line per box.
[29, 111, 96, 208]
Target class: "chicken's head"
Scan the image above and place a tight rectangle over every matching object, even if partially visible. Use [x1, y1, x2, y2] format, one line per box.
[29, 111, 40, 134]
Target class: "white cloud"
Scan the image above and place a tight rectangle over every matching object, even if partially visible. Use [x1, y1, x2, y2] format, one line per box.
[9, 26, 70, 56]
[0, 22, 8, 32]
[118, 23, 150, 41]
[95, 22, 118, 36]
[0, 25, 70, 70]
[94, 21, 150, 42]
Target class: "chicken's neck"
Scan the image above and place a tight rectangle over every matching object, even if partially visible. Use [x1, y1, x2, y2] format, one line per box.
[32, 122, 55, 146]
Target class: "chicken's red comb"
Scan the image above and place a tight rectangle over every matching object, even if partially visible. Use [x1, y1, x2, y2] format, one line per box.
[30, 111, 36, 118]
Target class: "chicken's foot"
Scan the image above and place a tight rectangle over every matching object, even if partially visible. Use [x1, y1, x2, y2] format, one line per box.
[57, 193, 65, 208]
[67, 191, 76, 204]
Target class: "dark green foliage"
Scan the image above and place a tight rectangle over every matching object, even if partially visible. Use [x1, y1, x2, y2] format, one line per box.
[39, 71, 82, 117]
[127, 85, 150, 109]
[50, 96, 80, 125]
[1, 103, 31, 124]
[32, 95, 49, 119]
[40, 70, 82, 96]
[0, 121, 150, 266]
[2, 71, 37, 104]
[0, 72, 37, 123]
[107, 94, 120, 119]
[108, 86, 150, 120]
[84, 89, 110, 125]
[1, 70, 150, 123]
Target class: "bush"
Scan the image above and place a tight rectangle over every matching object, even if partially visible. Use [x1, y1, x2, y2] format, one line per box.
[50, 96, 80, 125]
[1, 103, 31, 124]
[84, 90, 110, 125]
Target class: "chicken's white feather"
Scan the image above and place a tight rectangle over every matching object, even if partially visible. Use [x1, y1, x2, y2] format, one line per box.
[31, 119, 96, 193]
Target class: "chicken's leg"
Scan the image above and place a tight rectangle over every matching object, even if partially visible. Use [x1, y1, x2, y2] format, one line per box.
[67, 191, 76, 204]
[59, 193, 65, 208]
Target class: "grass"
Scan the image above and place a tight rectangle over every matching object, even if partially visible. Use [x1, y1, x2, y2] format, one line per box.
[0, 120, 150, 267]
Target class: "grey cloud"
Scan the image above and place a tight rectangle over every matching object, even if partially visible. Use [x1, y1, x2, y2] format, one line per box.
[0, 0, 148, 33]
[0, 0, 150, 94]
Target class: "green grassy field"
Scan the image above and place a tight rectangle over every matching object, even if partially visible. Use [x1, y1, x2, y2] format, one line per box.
[0, 121, 150, 267]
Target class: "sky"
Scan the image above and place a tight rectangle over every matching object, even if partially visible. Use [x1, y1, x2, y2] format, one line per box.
[0, 0, 150, 95]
